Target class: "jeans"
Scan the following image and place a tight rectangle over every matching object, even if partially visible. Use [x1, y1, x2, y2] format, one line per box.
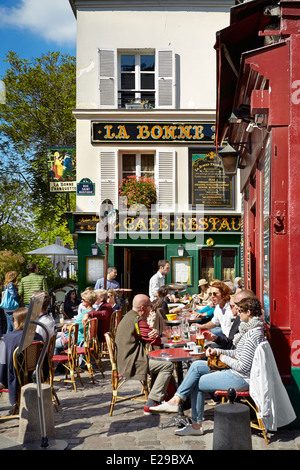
[3, 310, 14, 333]
[176, 360, 249, 423]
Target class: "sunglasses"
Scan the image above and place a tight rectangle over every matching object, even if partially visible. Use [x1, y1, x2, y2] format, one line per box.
[209, 291, 219, 297]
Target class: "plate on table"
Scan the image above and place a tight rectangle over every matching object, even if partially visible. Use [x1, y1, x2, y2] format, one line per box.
[189, 351, 204, 356]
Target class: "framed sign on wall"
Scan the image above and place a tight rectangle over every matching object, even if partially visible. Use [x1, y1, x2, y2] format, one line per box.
[171, 257, 192, 285]
[189, 147, 235, 209]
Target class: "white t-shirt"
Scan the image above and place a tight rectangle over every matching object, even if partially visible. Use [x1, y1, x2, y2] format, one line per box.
[149, 271, 165, 301]
[211, 302, 234, 337]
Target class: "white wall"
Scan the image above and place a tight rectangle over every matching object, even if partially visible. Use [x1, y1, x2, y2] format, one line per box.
[75, 7, 232, 109]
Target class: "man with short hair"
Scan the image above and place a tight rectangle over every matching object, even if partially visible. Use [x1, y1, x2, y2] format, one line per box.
[115, 294, 174, 415]
[95, 267, 120, 290]
[149, 260, 170, 301]
[18, 262, 48, 307]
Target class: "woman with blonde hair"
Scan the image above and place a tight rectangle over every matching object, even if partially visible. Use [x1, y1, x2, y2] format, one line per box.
[0, 271, 20, 333]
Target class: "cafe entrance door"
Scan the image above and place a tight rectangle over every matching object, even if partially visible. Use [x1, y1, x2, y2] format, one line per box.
[114, 246, 165, 297]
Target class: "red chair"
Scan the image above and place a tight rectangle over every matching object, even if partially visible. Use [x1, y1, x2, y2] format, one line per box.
[214, 389, 269, 444]
[76, 318, 105, 382]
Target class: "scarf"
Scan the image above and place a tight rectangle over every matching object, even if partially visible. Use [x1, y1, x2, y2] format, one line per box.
[232, 316, 264, 347]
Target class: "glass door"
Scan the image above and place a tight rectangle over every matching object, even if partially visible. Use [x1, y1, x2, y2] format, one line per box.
[200, 248, 239, 284]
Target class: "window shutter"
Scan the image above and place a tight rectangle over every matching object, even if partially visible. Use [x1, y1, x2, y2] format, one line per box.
[99, 150, 118, 207]
[98, 49, 117, 108]
[157, 151, 176, 212]
[156, 50, 175, 109]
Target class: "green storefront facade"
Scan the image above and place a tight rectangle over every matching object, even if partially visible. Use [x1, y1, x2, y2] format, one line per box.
[66, 211, 241, 298]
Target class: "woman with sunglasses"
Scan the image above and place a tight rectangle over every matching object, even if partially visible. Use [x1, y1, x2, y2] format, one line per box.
[197, 281, 234, 337]
[151, 296, 265, 436]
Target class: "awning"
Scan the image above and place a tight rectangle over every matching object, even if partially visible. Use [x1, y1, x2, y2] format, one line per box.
[215, 4, 271, 145]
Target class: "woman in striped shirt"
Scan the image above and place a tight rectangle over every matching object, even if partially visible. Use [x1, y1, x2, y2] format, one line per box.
[151, 296, 265, 436]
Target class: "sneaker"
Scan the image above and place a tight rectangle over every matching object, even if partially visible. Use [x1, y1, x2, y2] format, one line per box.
[144, 399, 159, 415]
[149, 401, 179, 413]
[175, 424, 203, 436]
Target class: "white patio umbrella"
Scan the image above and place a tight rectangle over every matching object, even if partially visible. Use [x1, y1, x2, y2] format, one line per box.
[26, 239, 75, 279]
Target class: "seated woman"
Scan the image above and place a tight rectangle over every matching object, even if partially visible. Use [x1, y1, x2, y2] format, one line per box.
[55, 290, 98, 354]
[151, 297, 265, 436]
[107, 289, 120, 312]
[0, 307, 44, 407]
[152, 286, 169, 319]
[63, 289, 80, 319]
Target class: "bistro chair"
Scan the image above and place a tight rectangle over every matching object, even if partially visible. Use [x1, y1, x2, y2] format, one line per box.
[214, 389, 269, 444]
[46, 334, 60, 411]
[51, 323, 83, 392]
[104, 332, 149, 416]
[0, 341, 44, 420]
[76, 318, 105, 382]
[109, 309, 122, 339]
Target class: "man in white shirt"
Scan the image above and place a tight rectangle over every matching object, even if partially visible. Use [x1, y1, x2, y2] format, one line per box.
[149, 260, 170, 302]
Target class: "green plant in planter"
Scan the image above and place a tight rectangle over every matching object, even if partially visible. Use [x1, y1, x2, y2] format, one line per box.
[119, 175, 157, 209]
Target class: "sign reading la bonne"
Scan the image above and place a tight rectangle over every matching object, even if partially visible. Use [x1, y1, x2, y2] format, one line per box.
[91, 122, 215, 143]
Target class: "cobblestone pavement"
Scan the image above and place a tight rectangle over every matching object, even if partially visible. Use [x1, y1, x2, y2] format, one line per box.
[1, 358, 300, 453]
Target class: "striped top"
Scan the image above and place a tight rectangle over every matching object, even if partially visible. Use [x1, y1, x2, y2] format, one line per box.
[215, 325, 265, 382]
[18, 273, 48, 306]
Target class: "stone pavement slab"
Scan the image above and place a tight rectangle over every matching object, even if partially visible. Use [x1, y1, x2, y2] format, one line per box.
[1, 360, 300, 454]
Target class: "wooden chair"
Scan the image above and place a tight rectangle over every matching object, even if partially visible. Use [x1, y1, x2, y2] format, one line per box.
[109, 309, 122, 339]
[46, 334, 60, 411]
[0, 341, 44, 420]
[214, 390, 269, 444]
[51, 323, 83, 392]
[76, 318, 105, 382]
[104, 332, 149, 416]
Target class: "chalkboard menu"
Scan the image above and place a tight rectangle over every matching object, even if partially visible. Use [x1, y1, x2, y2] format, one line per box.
[189, 148, 235, 209]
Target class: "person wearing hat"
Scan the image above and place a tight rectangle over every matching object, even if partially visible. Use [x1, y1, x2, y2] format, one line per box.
[62, 152, 74, 180]
[198, 279, 209, 304]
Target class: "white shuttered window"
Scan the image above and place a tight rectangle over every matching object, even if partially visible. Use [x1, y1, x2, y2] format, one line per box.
[99, 151, 118, 206]
[156, 151, 176, 212]
[98, 48, 175, 109]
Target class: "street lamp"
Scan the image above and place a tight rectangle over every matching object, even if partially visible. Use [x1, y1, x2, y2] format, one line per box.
[91, 243, 99, 256]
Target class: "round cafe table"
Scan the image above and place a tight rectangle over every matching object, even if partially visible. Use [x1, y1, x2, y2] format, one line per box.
[149, 347, 204, 385]
[149, 347, 204, 429]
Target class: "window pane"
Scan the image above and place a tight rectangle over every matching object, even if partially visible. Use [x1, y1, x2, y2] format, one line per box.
[141, 74, 154, 90]
[141, 92, 155, 107]
[141, 55, 155, 71]
[121, 73, 135, 90]
[221, 249, 236, 281]
[200, 250, 215, 284]
[123, 154, 136, 171]
[120, 92, 135, 108]
[121, 55, 135, 72]
[141, 154, 154, 172]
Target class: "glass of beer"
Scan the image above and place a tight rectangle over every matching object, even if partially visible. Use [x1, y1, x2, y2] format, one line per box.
[172, 326, 181, 342]
[196, 325, 204, 349]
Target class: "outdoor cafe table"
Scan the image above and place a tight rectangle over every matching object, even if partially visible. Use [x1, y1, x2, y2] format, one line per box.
[149, 347, 204, 385]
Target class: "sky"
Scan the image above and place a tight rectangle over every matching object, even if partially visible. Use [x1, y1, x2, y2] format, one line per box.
[0, 0, 76, 79]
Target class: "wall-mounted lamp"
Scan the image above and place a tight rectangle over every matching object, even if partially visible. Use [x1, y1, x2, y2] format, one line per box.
[91, 242, 99, 256]
[218, 144, 246, 176]
[73, 245, 78, 256]
[177, 244, 185, 257]
[228, 104, 254, 124]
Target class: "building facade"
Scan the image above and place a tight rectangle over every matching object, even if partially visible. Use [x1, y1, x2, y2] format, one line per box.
[68, 0, 239, 297]
[215, 0, 300, 423]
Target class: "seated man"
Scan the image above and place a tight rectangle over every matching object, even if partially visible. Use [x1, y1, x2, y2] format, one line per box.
[115, 294, 174, 415]
[82, 289, 113, 343]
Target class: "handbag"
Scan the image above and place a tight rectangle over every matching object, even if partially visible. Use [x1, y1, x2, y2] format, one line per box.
[0, 288, 19, 311]
[207, 355, 229, 371]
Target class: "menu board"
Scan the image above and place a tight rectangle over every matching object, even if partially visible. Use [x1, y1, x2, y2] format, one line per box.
[189, 148, 235, 209]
